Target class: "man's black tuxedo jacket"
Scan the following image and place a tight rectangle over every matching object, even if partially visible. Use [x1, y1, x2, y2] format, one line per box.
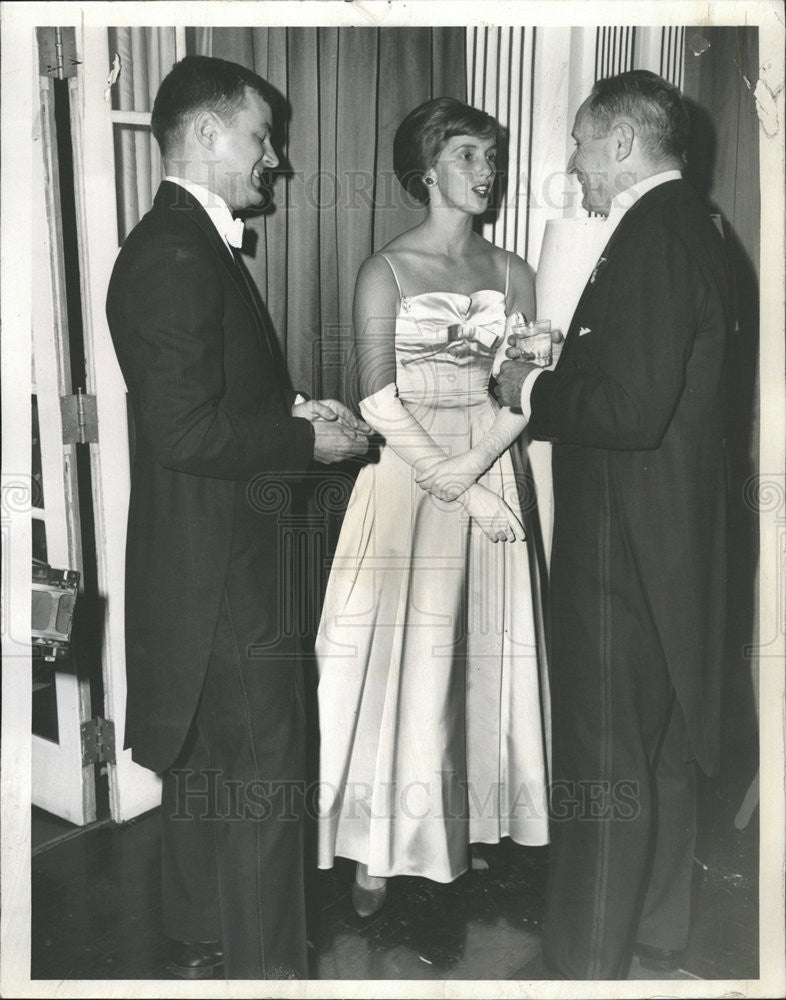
[530, 178, 732, 775]
[107, 181, 315, 772]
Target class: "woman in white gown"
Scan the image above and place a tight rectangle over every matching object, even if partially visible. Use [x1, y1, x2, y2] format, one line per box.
[316, 98, 551, 916]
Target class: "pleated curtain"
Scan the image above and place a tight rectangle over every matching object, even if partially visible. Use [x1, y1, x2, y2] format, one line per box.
[683, 26, 761, 750]
[110, 27, 176, 243]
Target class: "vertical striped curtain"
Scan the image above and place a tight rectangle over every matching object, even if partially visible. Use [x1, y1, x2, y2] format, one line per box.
[594, 27, 638, 79]
[467, 27, 536, 258]
[658, 27, 686, 88]
[466, 26, 687, 262]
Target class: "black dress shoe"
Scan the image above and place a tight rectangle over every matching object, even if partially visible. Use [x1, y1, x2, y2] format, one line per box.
[167, 939, 224, 979]
[633, 942, 686, 972]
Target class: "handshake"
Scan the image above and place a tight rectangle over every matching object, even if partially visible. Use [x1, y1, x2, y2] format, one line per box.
[292, 399, 373, 465]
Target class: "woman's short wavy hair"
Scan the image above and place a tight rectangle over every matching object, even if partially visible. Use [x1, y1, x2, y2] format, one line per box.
[393, 97, 503, 205]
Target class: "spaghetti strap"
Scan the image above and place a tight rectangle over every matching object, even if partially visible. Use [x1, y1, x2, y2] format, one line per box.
[504, 252, 511, 299]
[378, 252, 404, 300]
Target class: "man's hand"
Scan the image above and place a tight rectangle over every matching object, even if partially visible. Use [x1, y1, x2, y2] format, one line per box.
[293, 398, 372, 464]
[292, 398, 372, 439]
[311, 420, 371, 463]
[493, 359, 540, 407]
[505, 335, 534, 364]
[504, 328, 564, 365]
[493, 329, 564, 407]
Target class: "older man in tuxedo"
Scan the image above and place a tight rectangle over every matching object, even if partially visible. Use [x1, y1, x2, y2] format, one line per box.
[107, 56, 370, 979]
[496, 70, 732, 979]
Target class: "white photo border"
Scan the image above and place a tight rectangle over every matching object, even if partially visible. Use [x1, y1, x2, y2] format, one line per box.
[2, 2, 784, 998]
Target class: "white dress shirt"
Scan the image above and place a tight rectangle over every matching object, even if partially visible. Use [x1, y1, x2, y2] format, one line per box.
[164, 175, 244, 250]
[519, 169, 683, 417]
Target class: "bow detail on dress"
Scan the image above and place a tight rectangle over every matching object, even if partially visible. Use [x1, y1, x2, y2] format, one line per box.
[401, 323, 502, 365]
[445, 323, 501, 349]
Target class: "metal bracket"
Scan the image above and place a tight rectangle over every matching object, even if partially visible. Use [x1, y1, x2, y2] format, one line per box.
[61, 390, 98, 445]
[37, 27, 80, 80]
[81, 717, 117, 767]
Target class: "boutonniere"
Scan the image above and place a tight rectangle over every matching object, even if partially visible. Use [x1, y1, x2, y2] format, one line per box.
[589, 255, 608, 285]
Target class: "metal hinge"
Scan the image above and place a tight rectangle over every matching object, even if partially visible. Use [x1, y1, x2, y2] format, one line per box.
[81, 717, 116, 766]
[61, 389, 98, 445]
[37, 27, 80, 80]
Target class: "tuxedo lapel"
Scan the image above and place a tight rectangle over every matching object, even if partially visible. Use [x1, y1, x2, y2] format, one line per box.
[231, 248, 268, 331]
[156, 181, 292, 402]
[157, 181, 264, 327]
[558, 184, 677, 366]
[566, 218, 628, 332]
[557, 223, 622, 367]
[230, 248, 288, 380]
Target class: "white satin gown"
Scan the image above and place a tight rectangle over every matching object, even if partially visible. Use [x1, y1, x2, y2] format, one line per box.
[316, 254, 550, 883]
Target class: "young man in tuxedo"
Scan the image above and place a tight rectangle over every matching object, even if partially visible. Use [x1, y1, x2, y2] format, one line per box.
[496, 70, 732, 979]
[107, 55, 370, 979]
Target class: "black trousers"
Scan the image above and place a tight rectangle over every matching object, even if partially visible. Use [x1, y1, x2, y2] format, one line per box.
[159, 572, 308, 979]
[543, 510, 698, 980]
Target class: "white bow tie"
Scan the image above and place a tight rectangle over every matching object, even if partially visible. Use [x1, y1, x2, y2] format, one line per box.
[226, 218, 245, 249]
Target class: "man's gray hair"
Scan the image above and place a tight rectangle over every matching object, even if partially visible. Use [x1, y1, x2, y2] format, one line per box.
[586, 70, 689, 161]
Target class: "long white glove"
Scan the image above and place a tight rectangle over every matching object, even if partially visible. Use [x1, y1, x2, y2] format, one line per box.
[358, 382, 447, 474]
[360, 382, 525, 542]
[415, 405, 528, 500]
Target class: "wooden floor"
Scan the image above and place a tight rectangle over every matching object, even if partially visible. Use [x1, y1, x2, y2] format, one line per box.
[31, 743, 759, 984]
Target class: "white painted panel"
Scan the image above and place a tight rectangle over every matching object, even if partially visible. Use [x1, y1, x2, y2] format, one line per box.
[31, 77, 96, 827]
[73, 26, 162, 822]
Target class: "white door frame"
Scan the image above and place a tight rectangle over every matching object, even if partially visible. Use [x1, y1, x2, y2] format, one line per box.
[30, 75, 96, 826]
[72, 24, 169, 822]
